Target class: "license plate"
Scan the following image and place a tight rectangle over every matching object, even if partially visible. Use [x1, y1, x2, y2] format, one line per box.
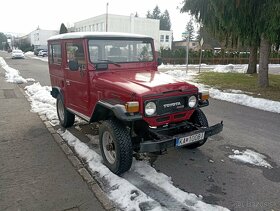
[176, 132, 205, 147]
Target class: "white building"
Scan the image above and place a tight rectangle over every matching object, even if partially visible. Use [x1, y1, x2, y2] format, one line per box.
[74, 14, 172, 50]
[29, 28, 58, 50]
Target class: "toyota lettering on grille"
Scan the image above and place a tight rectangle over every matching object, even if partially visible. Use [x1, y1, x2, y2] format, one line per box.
[163, 102, 182, 108]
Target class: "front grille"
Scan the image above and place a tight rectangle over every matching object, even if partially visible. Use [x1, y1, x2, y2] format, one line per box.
[157, 96, 187, 115]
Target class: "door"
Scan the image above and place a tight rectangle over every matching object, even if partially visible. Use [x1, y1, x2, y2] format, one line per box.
[64, 40, 89, 117]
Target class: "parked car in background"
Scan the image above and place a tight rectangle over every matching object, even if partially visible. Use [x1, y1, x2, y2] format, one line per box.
[11, 50, 25, 59]
[38, 50, 48, 57]
[34, 48, 44, 56]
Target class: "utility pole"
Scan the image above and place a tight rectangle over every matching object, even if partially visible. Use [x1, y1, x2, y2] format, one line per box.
[199, 38, 204, 73]
[182, 31, 190, 72]
[106, 3, 109, 32]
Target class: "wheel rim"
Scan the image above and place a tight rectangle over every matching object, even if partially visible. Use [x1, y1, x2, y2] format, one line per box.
[102, 131, 116, 164]
[57, 98, 65, 122]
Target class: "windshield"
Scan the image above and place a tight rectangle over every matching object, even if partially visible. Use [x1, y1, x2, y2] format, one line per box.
[88, 38, 154, 64]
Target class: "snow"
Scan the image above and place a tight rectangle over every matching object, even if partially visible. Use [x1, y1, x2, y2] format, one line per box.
[24, 82, 59, 126]
[58, 129, 229, 211]
[0, 57, 34, 83]
[229, 149, 272, 169]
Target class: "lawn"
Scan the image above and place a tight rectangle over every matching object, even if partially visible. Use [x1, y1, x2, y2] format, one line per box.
[196, 72, 280, 101]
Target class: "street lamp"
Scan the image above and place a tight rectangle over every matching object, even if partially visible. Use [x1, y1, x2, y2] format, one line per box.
[106, 3, 109, 32]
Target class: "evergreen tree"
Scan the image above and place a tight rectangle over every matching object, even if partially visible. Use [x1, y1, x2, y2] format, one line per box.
[185, 20, 195, 41]
[59, 23, 68, 34]
[146, 11, 152, 18]
[0, 32, 7, 50]
[181, 0, 280, 87]
[146, 6, 172, 30]
[160, 10, 171, 30]
[152, 5, 161, 19]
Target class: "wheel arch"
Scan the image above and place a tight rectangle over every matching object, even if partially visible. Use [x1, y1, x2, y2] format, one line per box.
[90, 101, 142, 123]
[50, 87, 62, 99]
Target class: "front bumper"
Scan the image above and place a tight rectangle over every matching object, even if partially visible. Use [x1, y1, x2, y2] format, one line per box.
[139, 121, 223, 152]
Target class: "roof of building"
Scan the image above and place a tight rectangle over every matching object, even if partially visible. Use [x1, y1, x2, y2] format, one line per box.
[48, 32, 152, 41]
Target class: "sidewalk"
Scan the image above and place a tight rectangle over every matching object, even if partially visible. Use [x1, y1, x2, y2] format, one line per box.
[0, 68, 107, 210]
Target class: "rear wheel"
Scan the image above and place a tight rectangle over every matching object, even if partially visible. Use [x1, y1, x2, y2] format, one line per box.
[57, 94, 75, 128]
[185, 109, 209, 149]
[99, 119, 133, 175]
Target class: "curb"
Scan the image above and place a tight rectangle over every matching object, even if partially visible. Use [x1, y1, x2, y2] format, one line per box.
[18, 86, 116, 211]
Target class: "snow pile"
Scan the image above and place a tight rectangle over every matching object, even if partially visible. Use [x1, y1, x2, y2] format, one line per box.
[58, 130, 163, 211]
[229, 149, 272, 169]
[212, 64, 247, 73]
[0, 57, 35, 83]
[163, 69, 280, 114]
[25, 83, 59, 126]
[209, 88, 280, 113]
[24, 51, 34, 55]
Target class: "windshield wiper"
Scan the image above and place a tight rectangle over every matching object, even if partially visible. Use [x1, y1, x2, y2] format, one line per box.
[98, 59, 121, 67]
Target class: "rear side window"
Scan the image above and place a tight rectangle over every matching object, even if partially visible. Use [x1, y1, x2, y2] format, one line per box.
[50, 44, 62, 64]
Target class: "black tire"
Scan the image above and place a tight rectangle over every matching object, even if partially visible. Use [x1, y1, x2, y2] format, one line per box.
[99, 119, 133, 175]
[56, 94, 75, 128]
[185, 109, 209, 149]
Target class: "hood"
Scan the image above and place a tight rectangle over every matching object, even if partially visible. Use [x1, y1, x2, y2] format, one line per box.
[96, 70, 198, 97]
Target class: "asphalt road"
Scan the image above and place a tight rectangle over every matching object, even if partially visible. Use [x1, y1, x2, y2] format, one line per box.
[2, 52, 280, 211]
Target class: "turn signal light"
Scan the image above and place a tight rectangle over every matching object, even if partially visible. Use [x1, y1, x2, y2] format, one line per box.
[125, 102, 139, 113]
[200, 91, 209, 101]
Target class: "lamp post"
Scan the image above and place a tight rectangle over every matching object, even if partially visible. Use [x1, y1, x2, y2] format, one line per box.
[106, 3, 109, 32]
[182, 31, 190, 72]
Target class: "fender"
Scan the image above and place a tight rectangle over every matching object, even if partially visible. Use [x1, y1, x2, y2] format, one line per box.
[90, 100, 142, 122]
[50, 86, 62, 98]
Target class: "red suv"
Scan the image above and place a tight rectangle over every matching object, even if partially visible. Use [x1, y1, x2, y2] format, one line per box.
[48, 32, 223, 175]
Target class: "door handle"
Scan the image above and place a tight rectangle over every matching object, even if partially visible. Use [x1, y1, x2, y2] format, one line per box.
[66, 80, 70, 86]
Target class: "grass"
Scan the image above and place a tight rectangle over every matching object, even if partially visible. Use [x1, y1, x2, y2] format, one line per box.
[196, 72, 280, 101]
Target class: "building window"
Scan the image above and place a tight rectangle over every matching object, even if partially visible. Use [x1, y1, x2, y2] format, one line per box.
[96, 23, 99, 31]
[100, 22, 104, 31]
[165, 35, 169, 42]
[160, 35, 164, 42]
[92, 24, 95, 31]
[89, 25, 92, 31]
[50, 44, 62, 64]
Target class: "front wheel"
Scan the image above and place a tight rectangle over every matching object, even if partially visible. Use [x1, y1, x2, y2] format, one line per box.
[56, 94, 75, 128]
[99, 119, 133, 175]
[185, 109, 209, 149]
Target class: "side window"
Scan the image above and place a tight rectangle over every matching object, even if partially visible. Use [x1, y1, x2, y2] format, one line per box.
[89, 45, 99, 63]
[50, 44, 62, 64]
[66, 42, 85, 68]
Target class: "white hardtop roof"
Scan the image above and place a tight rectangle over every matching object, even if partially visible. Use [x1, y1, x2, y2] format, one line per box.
[48, 32, 153, 41]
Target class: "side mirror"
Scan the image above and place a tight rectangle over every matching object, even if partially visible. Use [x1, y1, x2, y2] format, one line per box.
[69, 60, 79, 71]
[157, 57, 163, 66]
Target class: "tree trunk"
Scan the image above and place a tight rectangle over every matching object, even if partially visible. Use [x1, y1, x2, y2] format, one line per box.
[258, 35, 270, 87]
[246, 45, 257, 74]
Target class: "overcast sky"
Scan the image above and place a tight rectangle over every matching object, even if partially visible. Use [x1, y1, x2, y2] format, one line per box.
[1, 0, 192, 40]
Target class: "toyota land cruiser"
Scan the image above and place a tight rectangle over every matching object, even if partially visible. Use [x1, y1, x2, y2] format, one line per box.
[48, 32, 223, 175]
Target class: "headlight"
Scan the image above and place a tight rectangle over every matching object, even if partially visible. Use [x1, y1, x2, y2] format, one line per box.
[188, 96, 197, 108]
[145, 102, 156, 116]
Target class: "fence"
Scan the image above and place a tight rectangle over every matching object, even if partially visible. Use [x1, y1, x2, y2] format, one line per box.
[162, 57, 280, 65]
